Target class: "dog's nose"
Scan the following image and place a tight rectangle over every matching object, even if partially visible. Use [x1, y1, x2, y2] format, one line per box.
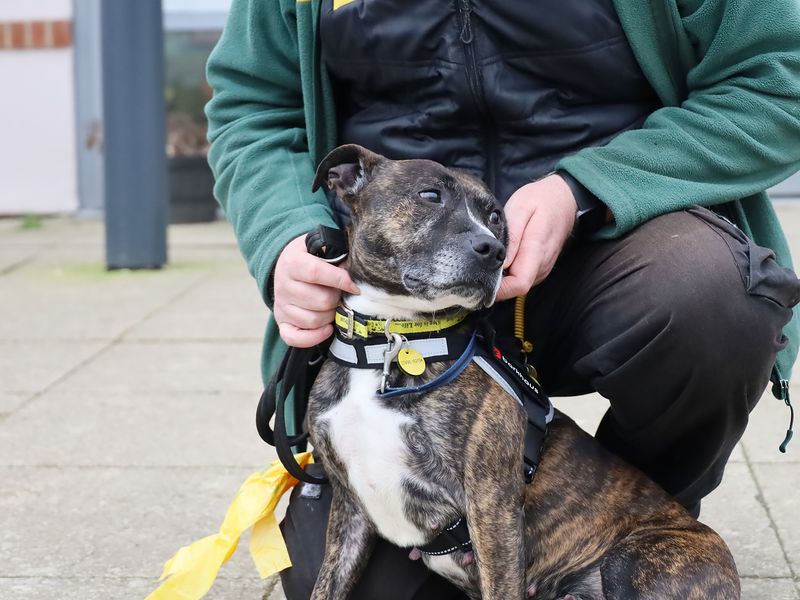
[470, 235, 506, 266]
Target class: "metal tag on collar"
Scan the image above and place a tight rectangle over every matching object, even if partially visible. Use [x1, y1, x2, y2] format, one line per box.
[380, 333, 403, 393]
[398, 345, 426, 376]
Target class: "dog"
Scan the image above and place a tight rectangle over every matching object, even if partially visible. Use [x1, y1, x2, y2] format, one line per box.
[303, 144, 740, 599]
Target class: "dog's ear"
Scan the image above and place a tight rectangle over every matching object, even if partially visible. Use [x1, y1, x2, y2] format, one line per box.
[311, 144, 383, 200]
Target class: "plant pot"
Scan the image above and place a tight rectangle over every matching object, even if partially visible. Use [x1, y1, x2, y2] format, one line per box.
[168, 155, 217, 224]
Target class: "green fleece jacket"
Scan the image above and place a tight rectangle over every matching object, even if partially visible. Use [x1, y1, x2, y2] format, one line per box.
[205, 0, 800, 391]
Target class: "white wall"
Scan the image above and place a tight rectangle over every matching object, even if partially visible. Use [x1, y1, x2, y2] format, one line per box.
[0, 1, 77, 214]
[0, 49, 77, 214]
[0, 0, 71, 20]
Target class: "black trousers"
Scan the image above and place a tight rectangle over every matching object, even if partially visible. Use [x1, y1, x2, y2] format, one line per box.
[280, 207, 799, 599]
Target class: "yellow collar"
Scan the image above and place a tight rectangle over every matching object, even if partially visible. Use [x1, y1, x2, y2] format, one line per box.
[334, 304, 470, 339]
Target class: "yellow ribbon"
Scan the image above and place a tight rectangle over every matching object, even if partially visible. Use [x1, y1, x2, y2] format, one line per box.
[146, 452, 314, 600]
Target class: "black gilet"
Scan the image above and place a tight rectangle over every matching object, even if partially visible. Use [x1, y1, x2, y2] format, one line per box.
[320, 0, 661, 206]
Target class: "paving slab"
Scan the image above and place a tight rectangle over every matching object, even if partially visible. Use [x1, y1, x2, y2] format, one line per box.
[740, 578, 799, 600]
[751, 463, 800, 576]
[0, 392, 31, 415]
[0, 217, 102, 247]
[702, 463, 792, 578]
[55, 340, 263, 394]
[0, 246, 36, 273]
[126, 270, 267, 342]
[0, 340, 106, 394]
[0, 576, 268, 600]
[0, 466, 268, 580]
[0, 390, 272, 468]
[551, 393, 608, 435]
[0, 262, 208, 341]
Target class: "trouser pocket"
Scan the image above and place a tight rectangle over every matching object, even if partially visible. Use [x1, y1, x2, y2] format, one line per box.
[686, 206, 800, 310]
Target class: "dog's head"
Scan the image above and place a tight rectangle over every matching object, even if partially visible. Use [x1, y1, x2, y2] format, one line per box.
[313, 144, 507, 313]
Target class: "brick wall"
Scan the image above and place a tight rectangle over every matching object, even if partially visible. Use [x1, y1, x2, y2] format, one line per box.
[0, 19, 72, 50]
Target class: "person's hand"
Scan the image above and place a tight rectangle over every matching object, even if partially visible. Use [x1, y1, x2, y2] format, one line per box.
[273, 234, 360, 347]
[496, 174, 577, 301]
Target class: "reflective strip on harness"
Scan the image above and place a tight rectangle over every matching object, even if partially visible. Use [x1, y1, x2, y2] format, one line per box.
[329, 336, 451, 368]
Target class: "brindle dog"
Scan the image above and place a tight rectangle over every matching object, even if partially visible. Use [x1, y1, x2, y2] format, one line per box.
[305, 144, 740, 600]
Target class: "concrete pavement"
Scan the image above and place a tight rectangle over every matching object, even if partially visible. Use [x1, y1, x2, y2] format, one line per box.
[1, 206, 799, 599]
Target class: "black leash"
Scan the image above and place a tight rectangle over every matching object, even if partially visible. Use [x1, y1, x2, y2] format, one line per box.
[256, 225, 348, 485]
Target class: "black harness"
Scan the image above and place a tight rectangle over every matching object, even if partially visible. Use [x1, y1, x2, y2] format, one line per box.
[256, 226, 553, 557]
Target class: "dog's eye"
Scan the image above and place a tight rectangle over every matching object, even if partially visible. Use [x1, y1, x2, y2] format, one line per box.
[488, 210, 501, 225]
[418, 190, 441, 203]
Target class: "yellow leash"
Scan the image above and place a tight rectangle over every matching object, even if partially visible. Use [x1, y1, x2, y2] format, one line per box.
[514, 295, 540, 382]
[146, 452, 314, 600]
[514, 295, 533, 354]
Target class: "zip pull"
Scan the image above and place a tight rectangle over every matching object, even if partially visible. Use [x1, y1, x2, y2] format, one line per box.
[459, 0, 474, 44]
[776, 379, 794, 453]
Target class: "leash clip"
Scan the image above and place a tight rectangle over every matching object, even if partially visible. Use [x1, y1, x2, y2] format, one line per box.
[380, 333, 403, 393]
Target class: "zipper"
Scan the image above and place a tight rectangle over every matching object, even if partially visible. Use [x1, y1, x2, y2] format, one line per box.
[457, 0, 484, 112]
[777, 378, 794, 453]
[455, 0, 498, 195]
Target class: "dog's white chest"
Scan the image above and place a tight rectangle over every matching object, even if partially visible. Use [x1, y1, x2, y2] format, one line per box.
[322, 369, 426, 547]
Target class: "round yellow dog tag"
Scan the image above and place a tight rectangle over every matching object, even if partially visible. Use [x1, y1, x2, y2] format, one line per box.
[397, 347, 426, 376]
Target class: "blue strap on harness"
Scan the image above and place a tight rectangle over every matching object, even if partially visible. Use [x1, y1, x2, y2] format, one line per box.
[377, 331, 479, 399]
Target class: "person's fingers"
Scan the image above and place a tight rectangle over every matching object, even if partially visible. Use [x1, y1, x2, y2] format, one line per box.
[496, 223, 546, 301]
[276, 234, 360, 294]
[496, 274, 527, 301]
[279, 304, 336, 330]
[296, 253, 360, 294]
[502, 203, 529, 270]
[503, 220, 523, 270]
[278, 322, 334, 348]
[282, 280, 342, 312]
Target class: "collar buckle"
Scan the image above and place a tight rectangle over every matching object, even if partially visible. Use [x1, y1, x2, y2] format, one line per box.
[341, 305, 355, 339]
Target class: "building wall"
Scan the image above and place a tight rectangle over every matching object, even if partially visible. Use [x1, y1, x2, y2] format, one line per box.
[0, 0, 76, 215]
[0, 0, 71, 21]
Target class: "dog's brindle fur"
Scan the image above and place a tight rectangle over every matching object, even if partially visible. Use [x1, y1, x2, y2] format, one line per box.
[305, 145, 740, 600]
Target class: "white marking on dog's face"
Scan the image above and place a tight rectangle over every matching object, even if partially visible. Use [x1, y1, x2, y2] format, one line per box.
[465, 198, 496, 239]
[320, 369, 429, 548]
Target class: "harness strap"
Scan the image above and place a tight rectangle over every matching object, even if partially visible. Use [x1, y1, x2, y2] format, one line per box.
[418, 517, 472, 556]
[377, 332, 478, 399]
[472, 349, 553, 482]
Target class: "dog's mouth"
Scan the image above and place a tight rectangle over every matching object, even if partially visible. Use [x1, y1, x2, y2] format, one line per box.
[402, 272, 501, 310]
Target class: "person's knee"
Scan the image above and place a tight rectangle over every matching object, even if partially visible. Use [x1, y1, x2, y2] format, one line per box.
[580, 209, 795, 426]
[632, 209, 790, 380]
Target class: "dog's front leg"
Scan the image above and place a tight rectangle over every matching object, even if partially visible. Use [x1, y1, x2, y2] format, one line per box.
[463, 404, 527, 599]
[311, 482, 376, 600]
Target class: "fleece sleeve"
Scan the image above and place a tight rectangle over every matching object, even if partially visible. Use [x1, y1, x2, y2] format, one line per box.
[557, 0, 800, 238]
[205, 0, 336, 306]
